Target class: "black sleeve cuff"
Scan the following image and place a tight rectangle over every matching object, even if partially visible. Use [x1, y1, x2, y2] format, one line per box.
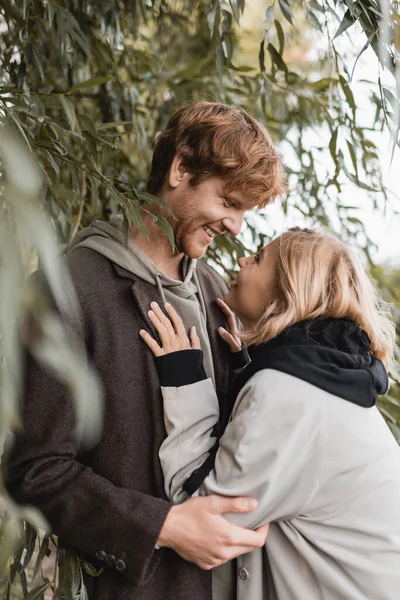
[230, 346, 250, 370]
[155, 349, 207, 387]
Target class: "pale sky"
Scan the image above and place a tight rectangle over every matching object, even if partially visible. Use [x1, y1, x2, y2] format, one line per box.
[240, 3, 400, 267]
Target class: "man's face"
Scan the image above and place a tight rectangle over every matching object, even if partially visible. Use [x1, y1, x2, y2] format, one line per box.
[169, 176, 251, 259]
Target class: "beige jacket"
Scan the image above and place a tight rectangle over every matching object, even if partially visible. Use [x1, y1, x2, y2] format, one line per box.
[159, 369, 400, 600]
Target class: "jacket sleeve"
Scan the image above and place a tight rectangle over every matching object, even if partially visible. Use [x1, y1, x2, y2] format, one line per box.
[5, 347, 171, 587]
[159, 369, 326, 528]
[159, 378, 219, 503]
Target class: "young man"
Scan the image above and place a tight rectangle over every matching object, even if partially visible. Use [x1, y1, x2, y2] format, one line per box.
[6, 102, 285, 600]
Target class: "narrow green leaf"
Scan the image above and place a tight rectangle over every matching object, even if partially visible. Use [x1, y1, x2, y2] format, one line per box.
[68, 76, 114, 94]
[274, 20, 285, 55]
[278, 0, 294, 25]
[9, 113, 32, 151]
[267, 43, 288, 75]
[346, 140, 358, 179]
[23, 579, 51, 600]
[33, 534, 50, 579]
[265, 6, 274, 23]
[138, 191, 174, 215]
[259, 39, 265, 74]
[329, 129, 338, 163]
[332, 9, 355, 41]
[152, 215, 175, 249]
[60, 96, 78, 132]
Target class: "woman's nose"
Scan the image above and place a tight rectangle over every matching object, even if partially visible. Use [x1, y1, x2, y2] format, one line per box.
[238, 256, 247, 268]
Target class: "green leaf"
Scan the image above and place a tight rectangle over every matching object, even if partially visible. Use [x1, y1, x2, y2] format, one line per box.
[60, 96, 78, 133]
[329, 129, 338, 163]
[80, 558, 104, 577]
[265, 6, 274, 23]
[33, 534, 50, 579]
[68, 76, 114, 94]
[138, 191, 174, 215]
[259, 39, 265, 74]
[278, 0, 294, 25]
[346, 140, 358, 179]
[332, 9, 355, 41]
[267, 43, 288, 75]
[274, 20, 285, 55]
[152, 215, 175, 249]
[82, 130, 98, 165]
[24, 579, 51, 600]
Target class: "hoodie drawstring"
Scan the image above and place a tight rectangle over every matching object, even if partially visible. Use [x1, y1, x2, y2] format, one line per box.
[193, 269, 207, 318]
[155, 274, 167, 304]
[155, 270, 207, 319]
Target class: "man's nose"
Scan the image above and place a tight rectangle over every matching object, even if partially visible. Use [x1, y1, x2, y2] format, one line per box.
[222, 211, 245, 237]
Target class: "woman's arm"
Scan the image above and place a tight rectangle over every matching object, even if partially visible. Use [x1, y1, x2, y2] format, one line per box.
[141, 301, 326, 528]
[159, 377, 220, 503]
[160, 368, 327, 528]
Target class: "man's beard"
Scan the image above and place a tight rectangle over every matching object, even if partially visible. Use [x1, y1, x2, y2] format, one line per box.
[175, 224, 206, 259]
[172, 196, 207, 259]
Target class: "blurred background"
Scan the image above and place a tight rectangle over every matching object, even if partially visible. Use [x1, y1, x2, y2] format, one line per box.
[1, 0, 399, 597]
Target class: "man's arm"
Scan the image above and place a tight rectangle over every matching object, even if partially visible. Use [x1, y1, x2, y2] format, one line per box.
[5, 349, 171, 586]
[6, 349, 267, 582]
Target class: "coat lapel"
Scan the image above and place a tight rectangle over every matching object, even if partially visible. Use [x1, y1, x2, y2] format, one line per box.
[112, 263, 164, 338]
[113, 261, 231, 411]
[195, 265, 231, 409]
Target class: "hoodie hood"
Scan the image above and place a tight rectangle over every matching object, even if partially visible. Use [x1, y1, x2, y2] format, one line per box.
[230, 318, 389, 410]
[68, 215, 199, 302]
[68, 216, 215, 384]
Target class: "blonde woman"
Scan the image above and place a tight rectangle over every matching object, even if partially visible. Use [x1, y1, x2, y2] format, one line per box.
[140, 227, 400, 600]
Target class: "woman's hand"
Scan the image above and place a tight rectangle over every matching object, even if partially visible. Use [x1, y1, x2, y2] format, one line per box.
[139, 301, 201, 357]
[216, 298, 242, 353]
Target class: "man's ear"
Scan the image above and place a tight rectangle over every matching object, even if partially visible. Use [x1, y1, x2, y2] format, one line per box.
[168, 154, 190, 188]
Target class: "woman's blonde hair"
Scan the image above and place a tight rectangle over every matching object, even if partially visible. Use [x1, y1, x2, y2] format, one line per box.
[244, 227, 395, 365]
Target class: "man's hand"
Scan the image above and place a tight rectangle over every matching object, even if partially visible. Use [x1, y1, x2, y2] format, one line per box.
[157, 495, 269, 570]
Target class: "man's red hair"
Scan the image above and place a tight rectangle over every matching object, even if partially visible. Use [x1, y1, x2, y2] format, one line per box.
[147, 101, 286, 208]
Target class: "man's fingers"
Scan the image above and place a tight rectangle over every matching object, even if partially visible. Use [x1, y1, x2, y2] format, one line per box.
[208, 494, 257, 514]
[227, 523, 269, 549]
[139, 329, 164, 357]
[256, 523, 270, 538]
[190, 326, 201, 350]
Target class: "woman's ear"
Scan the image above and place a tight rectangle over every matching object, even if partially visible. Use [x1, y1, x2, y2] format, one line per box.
[168, 154, 190, 188]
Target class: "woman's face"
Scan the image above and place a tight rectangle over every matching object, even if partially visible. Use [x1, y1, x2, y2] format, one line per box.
[224, 237, 279, 328]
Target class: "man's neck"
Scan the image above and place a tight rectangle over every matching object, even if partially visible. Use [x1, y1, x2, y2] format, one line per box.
[129, 214, 185, 281]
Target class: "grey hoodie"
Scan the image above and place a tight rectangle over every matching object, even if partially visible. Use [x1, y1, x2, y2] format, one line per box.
[68, 216, 216, 384]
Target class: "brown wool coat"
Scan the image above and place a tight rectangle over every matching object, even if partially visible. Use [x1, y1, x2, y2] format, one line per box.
[5, 247, 233, 600]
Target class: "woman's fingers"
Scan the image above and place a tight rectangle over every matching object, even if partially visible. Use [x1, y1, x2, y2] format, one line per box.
[216, 297, 234, 318]
[139, 329, 164, 357]
[216, 298, 239, 332]
[164, 303, 187, 338]
[216, 298, 241, 347]
[190, 326, 201, 350]
[150, 302, 174, 332]
[218, 326, 241, 352]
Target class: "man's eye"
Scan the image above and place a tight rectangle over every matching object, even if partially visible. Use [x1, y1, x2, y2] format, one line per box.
[223, 197, 235, 208]
[254, 253, 260, 264]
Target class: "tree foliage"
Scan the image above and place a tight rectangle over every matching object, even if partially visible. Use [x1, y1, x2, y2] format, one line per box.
[0, 0, 399, 597]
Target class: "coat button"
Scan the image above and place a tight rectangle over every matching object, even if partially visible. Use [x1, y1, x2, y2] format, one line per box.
[238, 567, 249, 580]
[95, 550, 106, 561]
[105, 554, 116, 565]
[115, 559, 126, 571]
